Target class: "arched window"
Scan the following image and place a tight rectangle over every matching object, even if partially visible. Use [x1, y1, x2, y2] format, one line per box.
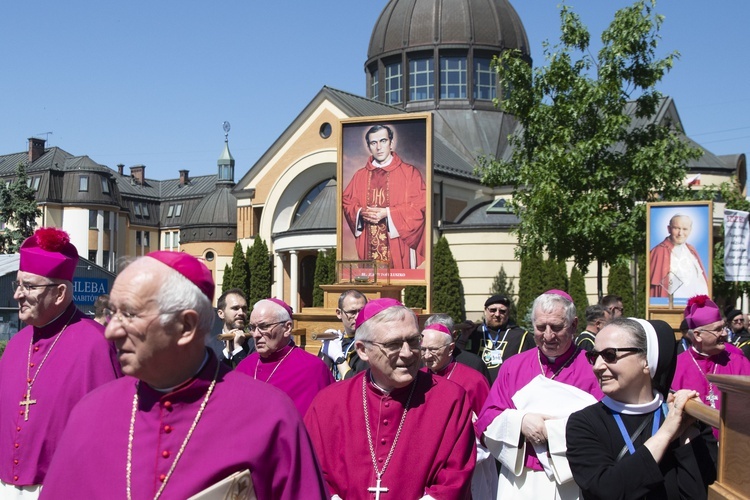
[294, 179, 331, 222]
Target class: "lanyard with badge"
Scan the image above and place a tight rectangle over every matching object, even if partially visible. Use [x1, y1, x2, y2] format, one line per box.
[481, 324, 511, 368]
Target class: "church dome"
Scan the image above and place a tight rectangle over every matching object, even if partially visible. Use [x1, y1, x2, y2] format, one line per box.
[180, 185, 237, 243]
[368, 0, 529, 60]
[365, 0, 529, 112]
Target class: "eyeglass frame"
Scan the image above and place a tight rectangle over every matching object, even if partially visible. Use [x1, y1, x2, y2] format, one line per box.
[694, 327, 725, 338]
[247, 320, 289, 336]
[420, 343, 452, 355]
[103, 306, 181, 326]
[585, 347, 644, 365]
[339, 308, 363, 319]
[12, 281, 60, 294]
[362, 334, 423, 357]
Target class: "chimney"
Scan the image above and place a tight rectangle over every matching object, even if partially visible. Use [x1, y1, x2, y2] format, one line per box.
[130, 165, 145, 186]
[28, 138, 46, 163]
[179, 169, 190, 186]
[117, 164, 124, 175]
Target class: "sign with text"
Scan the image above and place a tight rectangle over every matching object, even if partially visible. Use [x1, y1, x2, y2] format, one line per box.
[73, 278, 108, 305]
[724, 209, 750, 281]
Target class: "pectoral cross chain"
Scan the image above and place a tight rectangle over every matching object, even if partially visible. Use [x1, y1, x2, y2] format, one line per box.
[19, 391, 37, 421]
[368, 475, 388, 500]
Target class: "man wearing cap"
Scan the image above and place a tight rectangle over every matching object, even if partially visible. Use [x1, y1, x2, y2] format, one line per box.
[477, 291, 603, 499]
[40, 252, 328, 499]
[726, 309, 750, 359]
[457, 294, 534, 384]
[0, 228, 120, 496]
[236, 298, 333, 416]
[305, 298, 476, 499]
[671, 295, 750, 413]
[318, 289, 368, 381]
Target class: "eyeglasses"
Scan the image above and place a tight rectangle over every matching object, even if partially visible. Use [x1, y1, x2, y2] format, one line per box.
[340, 308, 363, 319]
[486, 307, 509, 315]
[586, 347, 644, 365]
[420, 344, 450, 355]
[694, 327, 725, 338]
[103, 307, 177, 326]
[608, 306, 624, 314]
[364, 335, 422, 356]
[731, 318, 745, 324]
[247, 321, 287, 335]
[12, 281, 58, 293]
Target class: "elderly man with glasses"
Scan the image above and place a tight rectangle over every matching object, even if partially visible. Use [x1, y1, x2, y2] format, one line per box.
[236, 298, 333, 416]
[457, 294, 535, 385]
[0, 228, 120, 498]
[305, 298, 476, 499]
[41, 252, 328, 499]
[672, 296, 750, 415]
[477, 290, 603, 499]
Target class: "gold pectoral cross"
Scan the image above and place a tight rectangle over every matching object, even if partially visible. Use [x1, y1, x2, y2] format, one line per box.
[19, 390, 37, 421]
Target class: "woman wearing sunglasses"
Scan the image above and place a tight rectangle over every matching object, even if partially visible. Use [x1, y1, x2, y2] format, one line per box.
[566, 318, 716, 499]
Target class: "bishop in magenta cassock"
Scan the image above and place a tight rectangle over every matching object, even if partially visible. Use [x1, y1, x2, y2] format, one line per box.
[40, 252, 328, 499]
[476, 290, 603, 500]
[671, 296, 750, 423]
[0, 228, 120, 496]
[236, 298, 333, 416]
[342, 124, 426, 270]
[305, 298, 476, 500]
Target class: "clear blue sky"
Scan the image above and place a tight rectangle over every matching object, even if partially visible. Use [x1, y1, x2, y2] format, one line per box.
[1, 1, 747, 181]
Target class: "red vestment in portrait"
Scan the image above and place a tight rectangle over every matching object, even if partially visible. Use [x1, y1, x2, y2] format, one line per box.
[342, 152, 426, 269]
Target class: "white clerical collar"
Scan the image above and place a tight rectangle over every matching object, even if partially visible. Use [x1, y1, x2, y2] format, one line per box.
[690, 345, 711, 358]
[601, 390, 663, 415]
[372, 155, 393, 168]
[369, 371, 392, 394]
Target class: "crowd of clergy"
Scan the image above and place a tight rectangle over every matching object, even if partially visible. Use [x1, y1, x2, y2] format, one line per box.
[2, 227, 750, 499]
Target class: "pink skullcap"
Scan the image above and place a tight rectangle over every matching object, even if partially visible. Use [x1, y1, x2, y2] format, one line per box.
[423, 323, 452, 337]
[355, 298, 403, 330]
[545, 289, 573, 303]
[19, 227, 79, 281]
[146, 251, 214, 302]
[266, 298, 293, 319]
[684, 295, 721, 329]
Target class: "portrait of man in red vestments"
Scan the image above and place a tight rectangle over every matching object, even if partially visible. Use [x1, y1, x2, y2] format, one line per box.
[340, 115, 431, 283]
[647, 202, 712, 308]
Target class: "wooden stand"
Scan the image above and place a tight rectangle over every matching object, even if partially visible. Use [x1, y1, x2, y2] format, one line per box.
[319, 284, 404, 309]
[707, 374, 750, 499]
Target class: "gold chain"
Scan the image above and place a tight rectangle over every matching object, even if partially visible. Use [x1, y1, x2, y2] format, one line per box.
[254, 345, 295, 382]
[126, 361, 220, 500]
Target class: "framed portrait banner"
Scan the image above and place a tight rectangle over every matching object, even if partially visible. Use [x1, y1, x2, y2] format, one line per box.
[646, 201, 713, 309]
[337, 113, 432, 286]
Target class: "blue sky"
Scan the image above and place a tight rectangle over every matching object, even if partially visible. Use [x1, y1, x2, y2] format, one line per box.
[1, 1, 747, 181]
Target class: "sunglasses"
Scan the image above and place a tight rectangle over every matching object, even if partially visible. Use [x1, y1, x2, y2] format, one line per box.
[585, 347, 644, 365]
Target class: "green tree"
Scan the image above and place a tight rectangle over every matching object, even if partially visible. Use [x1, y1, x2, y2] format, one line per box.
[517, 252, 545, 327]
[568, 266, 589, 325]
[0, 163, 41, 253]
[608, 261, 635, 316]
[228, 241, 249, 296]
[544, 258, 568, 292]
[476, 1, 701, 293]
[221, 264, 232, 294]
[404, 286, 426, 310]
[490, 265, 517, 321]
[248, 237, 272, 306]
[431, 236, 465, 322]
[312, 250, 337, 307]
[635, 253, 647, 317]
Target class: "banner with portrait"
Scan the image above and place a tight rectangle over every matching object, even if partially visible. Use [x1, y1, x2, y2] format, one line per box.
[724, 209, 750, 282]
[337, 114, 432, 285]
[646, 201, 712, 308]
